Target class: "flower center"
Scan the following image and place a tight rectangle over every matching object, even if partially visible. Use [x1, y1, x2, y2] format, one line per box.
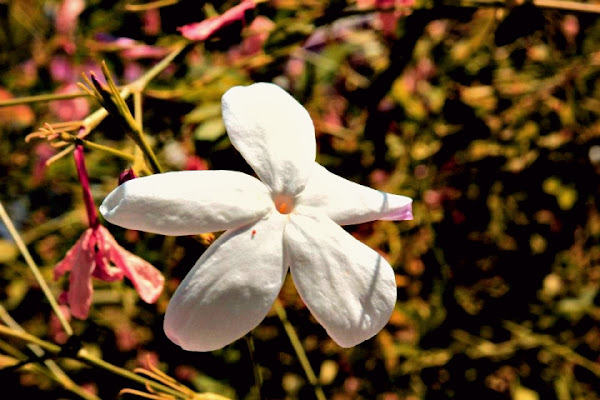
[273, 194, 295, 214]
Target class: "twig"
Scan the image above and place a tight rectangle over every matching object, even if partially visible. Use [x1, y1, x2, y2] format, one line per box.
[244, 335, 263, 399]
[0, 91, 92, 108]
[0, 201, 73, 337]
[0, 306, 99, 400]
[124, 0, 179, 12]
[0, 324, 185, 398]
[273, 299, 326, 400]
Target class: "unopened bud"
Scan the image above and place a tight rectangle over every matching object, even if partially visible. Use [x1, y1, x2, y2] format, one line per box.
[118, 168, 137, 185]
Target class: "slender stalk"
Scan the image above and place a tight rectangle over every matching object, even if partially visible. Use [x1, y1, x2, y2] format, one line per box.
[244, 335, 263, 399]
[77, 350, 183, 397]
[273, 299, 326, 400]
[128, 121, 163, 173]
[0, 324, 60, 352]
[125, 0, 179, 12]
[339, 0, 600, 15]
[0, 324, 184, 398]
[0, 91, 91, 108]
[132, 42, 188, 90]
[134, 91, 143, 132]
[76, 138, 137, 162]
[0, 201, 73, 337]
[461, 0, 600, 14]
[0, 306, 99, 400]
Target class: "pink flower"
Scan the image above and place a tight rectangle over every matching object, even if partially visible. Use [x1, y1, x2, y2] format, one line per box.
[121, 45, 170, 60]
[55, 0, 85, 35]
[93, 34, 170, 60]
[228, 16, 275, 60]
[49, 55, 74, 83]
[142, 9, 161, 36]
[32, 143, 56, 185]
[54, 146, 164, 319]
[178, 0, 255, 41]
[49, 83, 90, 122]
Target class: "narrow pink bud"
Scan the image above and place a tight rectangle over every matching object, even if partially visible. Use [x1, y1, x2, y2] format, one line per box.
[73, 145, 99, 228]
[118, 168, 137, 185]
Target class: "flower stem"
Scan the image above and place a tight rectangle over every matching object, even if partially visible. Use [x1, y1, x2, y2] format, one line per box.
[273, 299, 326, 400]
[0, 201, 73, 337]
[244, 335, 263, 399]
[124, 0, 179, 12]
[75, 138, 136, 162]
[0, 91, 91, 108]
[132, 41, 188, 90]
[0, 305, 99, 400]
[0, 324, 185, 398]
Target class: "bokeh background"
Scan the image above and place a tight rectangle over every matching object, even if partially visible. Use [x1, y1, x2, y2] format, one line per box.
[1, 0, 599, 398]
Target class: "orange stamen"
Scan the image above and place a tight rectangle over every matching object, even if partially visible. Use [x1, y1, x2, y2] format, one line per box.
[278, 202, 287, 214]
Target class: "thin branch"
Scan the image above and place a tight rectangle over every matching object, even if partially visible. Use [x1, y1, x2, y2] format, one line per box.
[0, 324, 185, 398]
[124, 0, 179, 12]
[0, 91, 92, 108]
[0, 201, 73, 337]
[244, 335, 263, 399]
[0, 306, 99, 400]
[273, 299, 326, 400]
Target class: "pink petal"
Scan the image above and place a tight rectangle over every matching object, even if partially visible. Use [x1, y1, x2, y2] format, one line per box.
[121, 45, 170, 60]
[177, 0, 255, 41]
[55, 0, 85, 35]
[66, 228, 96, 319]
[54, 228, 90, 279]
[99, 226, 164, 303]
[92, 228, 124, 282]
[93, 253, 123, 281]
[49, 83, 90, 122]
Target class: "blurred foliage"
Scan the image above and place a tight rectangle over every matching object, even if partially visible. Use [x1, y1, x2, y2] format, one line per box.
[1, 0, 600, 399]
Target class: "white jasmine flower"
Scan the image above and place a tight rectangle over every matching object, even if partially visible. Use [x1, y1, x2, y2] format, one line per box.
[100, 83, 413, 351]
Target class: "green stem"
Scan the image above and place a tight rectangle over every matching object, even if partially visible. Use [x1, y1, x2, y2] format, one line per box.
[273, 299, 326, 400]
[120, 42, 189, 174]
[0, 91, 91, 108]
[77, 350, 183, 397]
[133, 41, 188, 90]
[97, 62, 164, 173]
[0, 306, 99, 400]
[124, 0, 179, 12]
[134, 91, 143, 132]
[0, 201, 73, 337]
[456, 0, 600, 14]
[76, 138, 136, 162]
[0, 324, 185, 398]
[244, 335, 263, 399]
[132, 124, 163, 173]
[77, 86, 132, 141]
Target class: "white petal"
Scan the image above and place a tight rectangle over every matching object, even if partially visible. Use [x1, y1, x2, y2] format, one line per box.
[284, 212, 397, 348]
[296, 163, 413, 225]
[222, 82, 316, 196]
[100, 170, 272, 235]
[164, 213, 288, 351]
